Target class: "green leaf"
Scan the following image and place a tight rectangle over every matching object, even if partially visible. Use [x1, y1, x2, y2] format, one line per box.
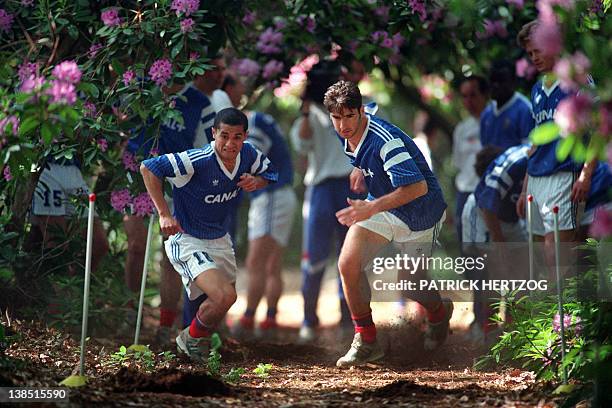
[530, 123, 560, 145]
[556, 135, 575, 161]
[41, 122, 54, 144]
[60, 375, 87, 387]
[552, 383, 577, 395]
[210, 333, 222, 350]
[111, 59, 125, 76]
[171, 42, 183, 59]
[78, 83, 99, 98]
[19, 116, 39, 136]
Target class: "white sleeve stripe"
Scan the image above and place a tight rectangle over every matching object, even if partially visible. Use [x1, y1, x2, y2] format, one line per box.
[369, 121, 393, 142]
[250, 151, 262, 174]
[383, 152, 412, 171]
[257, 157, 271, 174]
[177, 151, 193, 175]
[167, 153, 181, 177]
[379, 139, 404, 162]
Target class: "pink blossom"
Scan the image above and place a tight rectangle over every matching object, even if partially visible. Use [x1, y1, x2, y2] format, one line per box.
[371, 31, 388, 43]
[133, 192, 155, 216]
[381, 37, 393, 48]
[493, 20, 508, 38]
[18, 61, 38, 82]
[110, 189, 132, 213]
[408, 0, 427, 22]
[0, 9, 14, 33]
[262, 60, 283, 80]
[256, 28, 283, 54]
[171, 0, 199, 17]
[21, 0, 34, 6]
[123, 70, 135, 86]
[590, 207, 612, 238]
[506, 0, 524, 8]
[532, 20, 562, 57]
[84, 101, 97, 118]
[20, 75, 45, 94]
[3, 166, 12, 181]
[97, 138, 108, 152]
[297, 15, 316, 33]
[234, 58, 260, 77]
[46, 80, 77, 105]
[52, 60, 82, 84]
[189, 52, 199, 61]
[374, 6, 390, 22]
[180, 18, 194, 33]
[0, 115, 19, 136]
[122, 151, 139, 172]
[589, 0, 604, 13]
[101, 8, 122, 27]
[274, 18, 286, 31]
[148, 59, 173, 86]
[554, 94, 592, 136]
[149, 147, 160, 157]
[554, 52, 591, 92]
[89, 43, 103, 57]
[242, 11, 256, 25]
[392, 33, 405, 48]
[515, 58, 537, 80]
[552, 313, 572, 333]
[600, 103, 611, 137]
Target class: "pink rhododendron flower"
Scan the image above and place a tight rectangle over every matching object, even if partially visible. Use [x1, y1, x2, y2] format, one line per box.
[590, 207, 612, 238]
[189, 52, 199, 61]
[89, 43, 103, 57]
[600, 103, 611, 137]
[133, 192, 155, 216]
[101, 8, 122, 27]
[392, 33, 405, 48]
[374, 6, 390, 22]
[274, 18, 286, 30]
[408, 0, 427, 22]
[0, 9, 14, 33]
[554, 52, 591, 92]
[256, 28, 283, 54]
[552, 313, 572, 333]
[123, 70, 135, 86]
[554, 94, 592, 136]
[97, 139, 108, 152]
[506, 0, 524, 8]
[234, 58, 260, 77]
[371, 31, 388, 43]
[515, 58, 537, 80]
[3, 166, 12, 181]
[242, 11, 256, 25]
[84, 101, 97, 118]
[19, 75, 45, 94]
[122, 151, 140, 172]
[149, 147, 160, 157]
[0, 115, 19, 136]
[149, 59, 173, 86]
[297, 15, 316, 33]
[262, 60, 283, 80]
[46, 80, 77, 105]
[18, 61, 38, 82]
[171, 0, 199, 16]
[52, 60, 82, 84]
[21, 0, 35, 6]
[180, 18, 194, 33]
[110, 189, 132, 213]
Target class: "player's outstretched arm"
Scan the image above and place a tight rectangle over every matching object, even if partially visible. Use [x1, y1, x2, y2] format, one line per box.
[140, 164, 182, 236]
[336, 181, 428, 226]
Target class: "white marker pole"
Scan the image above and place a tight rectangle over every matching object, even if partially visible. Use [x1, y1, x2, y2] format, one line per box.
[527, 195, 535, 291]
[133, 214, 155, 346]
[553, 205, 568, 385]
[79, 193, 96, 377]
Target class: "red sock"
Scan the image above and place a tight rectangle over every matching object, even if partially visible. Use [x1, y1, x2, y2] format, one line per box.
[427, 303, 447, 323]
[160, 308, 177, 327]
[259, 318, 277, 330]
[189, 315, 211, 338]
[352, 312, 376, 343]
[239, 315, 255, 329]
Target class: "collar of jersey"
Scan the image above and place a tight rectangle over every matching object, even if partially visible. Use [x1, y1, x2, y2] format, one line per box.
[211, 141, 241, 179]
[492, 92, 520, 116]
[541, 76, 560, 97]
[344, 115, 370, 157]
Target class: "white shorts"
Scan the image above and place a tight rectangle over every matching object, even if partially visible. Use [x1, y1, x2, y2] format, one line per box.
[462, 194, 527, 243]
[164, 232, 237, 300]
[356, 210, 443, 257]
[582, 202, 612, 226]
[248, 186, 297, 247]
[527, 172, 583, 235]
[32, 163, 90, 217]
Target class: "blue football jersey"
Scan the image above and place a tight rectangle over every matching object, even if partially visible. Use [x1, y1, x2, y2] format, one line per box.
[528, 80, 582, 176]
[586, 162, 612, 212]
[475, 144, 530, 224]
[143, 142, 278, 239]
[342, 115, 447, 231]
[247, 112, 294, 197]
[480, 92, 534, 150]
[128, 83, 216, 156]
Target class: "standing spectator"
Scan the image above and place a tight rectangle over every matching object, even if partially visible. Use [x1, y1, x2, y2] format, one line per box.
[452, 76, 489, 242]
[480, 60, 534, 150]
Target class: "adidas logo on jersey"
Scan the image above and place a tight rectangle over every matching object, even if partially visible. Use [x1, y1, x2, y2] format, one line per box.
[361, 168, 374, 178]
[212, 179, 219, 186]
[204, 188, 239, 204]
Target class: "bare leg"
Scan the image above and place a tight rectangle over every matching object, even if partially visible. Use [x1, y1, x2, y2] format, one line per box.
[193, 269, 237, 328]
[160, 249, 182, 313]
[245, 236, 277, 313]
[264, 242, 284, 311]
[123, 215, 147, 293]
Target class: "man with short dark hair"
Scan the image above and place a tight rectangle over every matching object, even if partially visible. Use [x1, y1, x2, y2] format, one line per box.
[323, 80, 451, 367]
[140, 108, 277, 362]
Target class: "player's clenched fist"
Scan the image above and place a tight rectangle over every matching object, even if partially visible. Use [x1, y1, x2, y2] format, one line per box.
[336, 198, 374, 226]
[159, 214, 183, 236]
[237, 173, 268, 192]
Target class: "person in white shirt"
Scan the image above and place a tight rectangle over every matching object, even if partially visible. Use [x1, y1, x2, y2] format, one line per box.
[452, 76, 489, 242]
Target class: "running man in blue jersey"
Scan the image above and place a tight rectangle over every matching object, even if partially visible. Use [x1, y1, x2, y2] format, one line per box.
[323, 81, 452, 367]
[516, 22, 598, 274]
[140, 108, 277, 362]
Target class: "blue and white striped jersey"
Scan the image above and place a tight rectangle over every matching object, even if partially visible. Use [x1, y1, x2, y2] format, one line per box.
[247, 112, 293, 197]
[480, 92, 534, 150]
[342, 114, 447, 231]
[586, 162, 612, 212]
[143, 142, 278, 239]
[475, 144, 530, 224]
[528, 79, 582, 176]
[128, 83, 216, 156]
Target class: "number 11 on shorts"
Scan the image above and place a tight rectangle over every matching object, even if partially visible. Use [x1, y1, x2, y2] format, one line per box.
[193, 251, 213, 265]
